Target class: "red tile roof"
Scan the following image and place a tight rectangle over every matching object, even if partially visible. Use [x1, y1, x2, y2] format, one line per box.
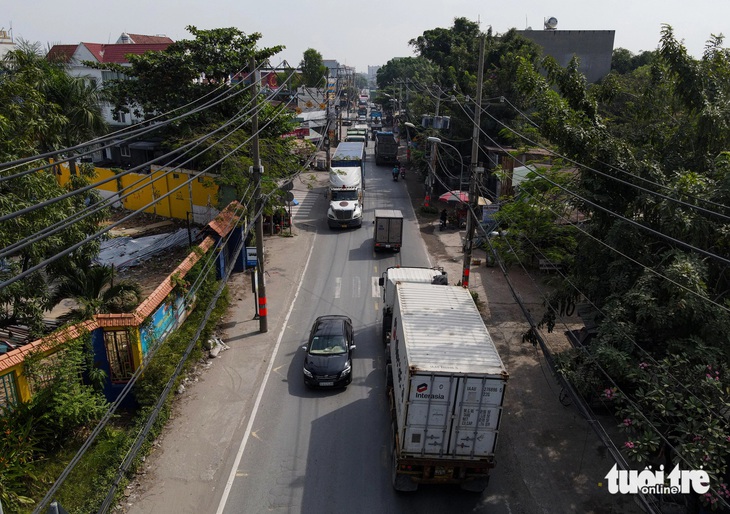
[125, 34, 174, 44]
[81, 42, 172, 64]
[207, 201, 244, 238]
[0, 320, 99, 373]
[46, 44, 77, 63]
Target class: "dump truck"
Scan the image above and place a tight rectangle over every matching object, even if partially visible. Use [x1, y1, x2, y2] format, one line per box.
[374, 131, 399, 166]
[373, 209, 404, 253]
[385, 282, 508, 493]
[378, 266, 447, 343]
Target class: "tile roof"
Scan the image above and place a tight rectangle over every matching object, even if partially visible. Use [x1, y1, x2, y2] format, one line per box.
[207, 201, 244, 238]
[134, 236, 216, 319]
[125, 34, 174, 44]
[81, 42, 172, 64]
[95, 313, 143, 327]
[46, 44, 77, 63]
[0, 320, 99, 373]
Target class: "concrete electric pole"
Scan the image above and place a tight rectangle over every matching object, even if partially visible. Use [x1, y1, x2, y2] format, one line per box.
[462, 35, 486, 289]
[250, 57, 268, 332]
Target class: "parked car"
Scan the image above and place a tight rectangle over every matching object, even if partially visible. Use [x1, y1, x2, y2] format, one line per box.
[0, 340, 17, 354]
[302, 315, 355, 388]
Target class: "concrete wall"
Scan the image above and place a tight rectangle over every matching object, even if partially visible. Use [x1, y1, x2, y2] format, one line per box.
[517, 30, 615, 84]
[56, 163, 220, 224]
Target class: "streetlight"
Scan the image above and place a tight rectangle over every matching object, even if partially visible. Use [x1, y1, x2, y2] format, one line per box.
[404, 121, 417, 163]
[425, 136, 465, 189]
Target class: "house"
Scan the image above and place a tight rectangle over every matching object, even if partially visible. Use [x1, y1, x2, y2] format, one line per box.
[47, 33, 174, 168]
[0, 28, 16, 59]
[47, 33, 173, 128]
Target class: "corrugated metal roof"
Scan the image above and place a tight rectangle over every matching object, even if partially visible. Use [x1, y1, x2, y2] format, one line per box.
[397, 283, 506, 376]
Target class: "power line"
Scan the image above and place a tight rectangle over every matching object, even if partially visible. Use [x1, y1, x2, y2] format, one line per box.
[0, 57, 275, 179]
[0, 67, 301, 259]
[0, 77, 302, 290]
[450, 97, 730, 266]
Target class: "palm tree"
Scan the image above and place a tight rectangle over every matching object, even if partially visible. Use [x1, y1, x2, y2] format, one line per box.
[47, 258, 142, 323]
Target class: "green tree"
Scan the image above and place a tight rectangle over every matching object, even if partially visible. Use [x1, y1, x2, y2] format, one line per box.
[513, 25, 730, 507]
[46, 256, 142, 323]
[409, 17, 482, 94]
[491, 165, 578, 267]
[0, 43, 109, 337]
[300, 48, 327, 87]
[91, 26, 299, 207]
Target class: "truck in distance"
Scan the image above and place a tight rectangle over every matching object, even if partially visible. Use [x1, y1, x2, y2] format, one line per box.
[373, 209, 404, 253]
[374, 131, 399, 166]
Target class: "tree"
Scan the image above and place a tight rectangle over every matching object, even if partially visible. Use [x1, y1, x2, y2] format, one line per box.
[611, 48, 658, 74]
[0, 42, 109, 337]
[513, 25, 730, 507]
[46, 256, 142, 323]
[409, 17, 482, 94]
[92, 26, 299, 207]
[300, 48, 327, 87]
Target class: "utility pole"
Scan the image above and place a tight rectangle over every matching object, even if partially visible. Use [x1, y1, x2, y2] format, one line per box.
[426, 138, 437, 207]
[324, 74, 331, 169]
[462, 35, 486, 289]
[250, 57, 268, 332]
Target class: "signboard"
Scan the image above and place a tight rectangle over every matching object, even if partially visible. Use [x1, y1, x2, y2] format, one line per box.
[246, 247, 257, 268]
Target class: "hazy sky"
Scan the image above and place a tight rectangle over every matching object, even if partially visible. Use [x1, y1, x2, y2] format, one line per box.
[5, 0, 728, 73]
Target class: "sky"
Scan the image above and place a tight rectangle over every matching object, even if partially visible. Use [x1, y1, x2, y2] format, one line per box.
[5, 0, 729, 73]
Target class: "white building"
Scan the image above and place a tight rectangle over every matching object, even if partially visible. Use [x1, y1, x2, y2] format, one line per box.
[47, 33, 174, 128]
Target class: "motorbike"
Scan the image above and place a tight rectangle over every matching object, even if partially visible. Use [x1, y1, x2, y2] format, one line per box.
[400, 168, 406, 180]
[392, 167, 399, 182]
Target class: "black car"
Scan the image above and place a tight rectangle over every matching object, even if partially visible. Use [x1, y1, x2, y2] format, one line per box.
[302, 315, 355, 388]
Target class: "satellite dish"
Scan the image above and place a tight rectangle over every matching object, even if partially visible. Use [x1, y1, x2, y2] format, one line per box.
[545, 17, 558, 30]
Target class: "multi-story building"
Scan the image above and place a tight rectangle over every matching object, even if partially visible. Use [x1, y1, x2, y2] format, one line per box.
[47, 33, 174, 128]
[517, 18, 614, 84]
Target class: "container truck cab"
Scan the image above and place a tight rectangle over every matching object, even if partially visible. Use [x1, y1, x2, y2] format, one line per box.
[327, 167, 363, 229]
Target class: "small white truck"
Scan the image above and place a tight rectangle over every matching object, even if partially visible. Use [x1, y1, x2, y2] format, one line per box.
[373, 209, 404, 253]
[378, 266, 447, 343]
[385, 282, 508, 492]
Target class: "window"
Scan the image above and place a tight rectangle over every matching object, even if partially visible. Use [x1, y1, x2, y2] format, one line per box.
[120, 145, 130, 158]
[0, 371, 19, 413]
[104, 330, 134, 382]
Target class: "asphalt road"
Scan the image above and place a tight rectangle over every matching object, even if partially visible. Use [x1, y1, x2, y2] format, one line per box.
[122, 143, 644, 514]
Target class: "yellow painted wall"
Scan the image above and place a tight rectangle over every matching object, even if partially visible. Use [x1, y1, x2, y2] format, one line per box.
[55, 162, 220, 221]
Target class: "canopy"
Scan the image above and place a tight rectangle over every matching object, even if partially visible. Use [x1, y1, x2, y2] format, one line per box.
[438, 190, 492, 205]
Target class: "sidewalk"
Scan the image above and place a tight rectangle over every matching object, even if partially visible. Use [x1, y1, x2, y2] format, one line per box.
[122, 172, 328, 513]
[400, 157, 639, 512]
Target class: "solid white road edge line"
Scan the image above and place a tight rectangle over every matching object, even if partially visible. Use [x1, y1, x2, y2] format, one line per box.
[215, 232, 318, 514]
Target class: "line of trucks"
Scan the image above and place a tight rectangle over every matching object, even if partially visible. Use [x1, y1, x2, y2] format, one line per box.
[324, 137, 507, 492]
[378, 266, 509, 493]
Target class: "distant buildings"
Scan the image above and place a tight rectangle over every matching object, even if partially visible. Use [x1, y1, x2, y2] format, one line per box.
[0, 28, 16, 59]
[517, 20, 614, 83]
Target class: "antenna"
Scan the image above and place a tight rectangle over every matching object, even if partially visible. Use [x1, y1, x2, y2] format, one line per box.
[544, 17, 558, 30]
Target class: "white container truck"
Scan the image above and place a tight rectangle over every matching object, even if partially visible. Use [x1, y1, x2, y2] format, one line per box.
[386, 282, 508, 492]
[327, 166, 363, 229]
[378, 266, 447, 343]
